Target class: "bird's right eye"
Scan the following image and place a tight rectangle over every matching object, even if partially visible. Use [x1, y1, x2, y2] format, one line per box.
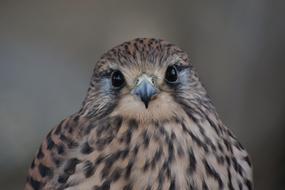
[111, 70, 125, 88]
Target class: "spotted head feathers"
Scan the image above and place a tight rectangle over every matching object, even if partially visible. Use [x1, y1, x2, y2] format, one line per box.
[82, 38, 209, 124]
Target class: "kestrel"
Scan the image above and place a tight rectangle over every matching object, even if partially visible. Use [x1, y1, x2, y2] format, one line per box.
[24, 38, 253, 190]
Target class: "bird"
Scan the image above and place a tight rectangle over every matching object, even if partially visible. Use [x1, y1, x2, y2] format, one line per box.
[24, 38, 253, 190]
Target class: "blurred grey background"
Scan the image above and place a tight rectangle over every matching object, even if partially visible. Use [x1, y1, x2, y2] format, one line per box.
[0, 1, 284, 189]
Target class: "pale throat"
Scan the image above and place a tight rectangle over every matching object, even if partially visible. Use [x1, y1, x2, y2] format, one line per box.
[110, 92, 186, 124]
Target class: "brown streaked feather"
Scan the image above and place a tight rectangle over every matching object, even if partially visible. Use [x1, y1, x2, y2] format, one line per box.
[24, 38, 253, 190]
[24, 115, 91, 190]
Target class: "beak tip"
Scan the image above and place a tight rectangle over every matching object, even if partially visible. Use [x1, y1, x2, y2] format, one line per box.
[141, 96, 150, 109]
[144, 102, 149, 109]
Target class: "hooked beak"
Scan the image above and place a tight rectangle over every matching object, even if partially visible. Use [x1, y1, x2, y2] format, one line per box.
[132, 74, 157, 108]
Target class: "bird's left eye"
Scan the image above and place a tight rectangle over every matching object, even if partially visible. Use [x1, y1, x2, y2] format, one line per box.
[111, 70, 125, 88]
[165, 65, 178, 83]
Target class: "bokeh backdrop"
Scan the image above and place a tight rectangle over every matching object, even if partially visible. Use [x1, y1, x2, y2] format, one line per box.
[0, 1, 284, 189]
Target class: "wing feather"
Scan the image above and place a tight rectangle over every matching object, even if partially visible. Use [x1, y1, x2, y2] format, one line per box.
[24, 114, 90, 190]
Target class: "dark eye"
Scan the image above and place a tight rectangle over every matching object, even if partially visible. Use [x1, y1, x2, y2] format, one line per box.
[165, 65, 178, 83]
[111, 70, 125, 87]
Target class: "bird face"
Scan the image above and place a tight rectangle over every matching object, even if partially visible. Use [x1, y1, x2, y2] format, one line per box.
[83, 38, 207, 122]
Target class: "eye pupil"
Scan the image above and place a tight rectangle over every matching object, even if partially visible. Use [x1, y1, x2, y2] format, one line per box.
[112, 71, 125, 87]
[165, 65, 178, 82]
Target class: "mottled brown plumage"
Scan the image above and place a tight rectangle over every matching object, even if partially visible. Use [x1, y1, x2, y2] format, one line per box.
[24, 38, 253, 190]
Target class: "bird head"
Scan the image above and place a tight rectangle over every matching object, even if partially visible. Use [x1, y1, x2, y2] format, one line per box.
[82, 38, 209, 122]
